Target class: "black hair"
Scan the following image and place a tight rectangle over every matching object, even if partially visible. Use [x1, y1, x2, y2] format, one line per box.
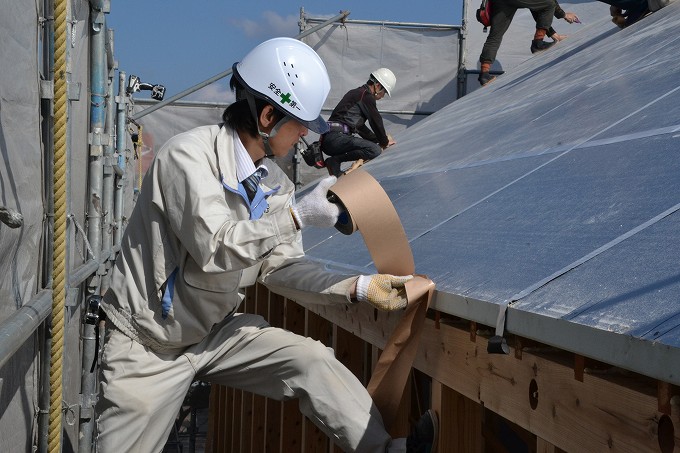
[222, 75, 285, 137]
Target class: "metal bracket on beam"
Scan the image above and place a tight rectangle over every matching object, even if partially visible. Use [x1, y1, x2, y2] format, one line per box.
[488, 300, 511, 354]
[66, 286, 80, 308]
[69, 81, 82, 101]
[114, 94, 129, 105]
[40, 80, 54, 100]
[89, 129, 111, 149]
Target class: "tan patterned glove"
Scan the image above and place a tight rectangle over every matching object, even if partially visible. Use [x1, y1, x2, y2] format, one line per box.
[356, 274, 413, 311]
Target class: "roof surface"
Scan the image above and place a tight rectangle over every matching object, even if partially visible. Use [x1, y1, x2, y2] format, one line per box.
[301, 3, 680, 384]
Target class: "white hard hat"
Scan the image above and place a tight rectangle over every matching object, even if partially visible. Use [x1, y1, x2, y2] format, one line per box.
[233, 37, 331, 134]
[371, 68, 396, 96]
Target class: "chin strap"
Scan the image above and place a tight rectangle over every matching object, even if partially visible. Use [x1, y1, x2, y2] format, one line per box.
[245, 91, 291, 157]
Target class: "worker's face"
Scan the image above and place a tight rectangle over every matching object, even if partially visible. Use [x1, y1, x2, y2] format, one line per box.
[268, 117, 308, 157]
[259, 106, 308, 158]
[269, 118, 308, 157]
[374, 84, 387, 100]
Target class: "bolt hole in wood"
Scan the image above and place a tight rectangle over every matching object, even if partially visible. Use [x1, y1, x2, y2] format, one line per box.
[658, 414, 675, 453]
[529, 378, 539, 410]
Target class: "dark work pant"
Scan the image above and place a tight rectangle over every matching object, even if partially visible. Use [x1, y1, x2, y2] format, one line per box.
[320, 131, 382, 163]
[597, 0, 647, 9]
[597, 0, 648, 23]
[479, 0, 556, 64]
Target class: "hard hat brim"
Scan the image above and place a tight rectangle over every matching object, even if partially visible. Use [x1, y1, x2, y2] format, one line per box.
[302, 115, 330, 134]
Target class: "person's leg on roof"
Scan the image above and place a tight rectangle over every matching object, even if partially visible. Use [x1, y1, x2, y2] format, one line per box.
[530, 27, 557, 53]
[479, 1, 518, 65]
[510, 0, 557, 52]
[321, 132, 382, 176]
[479, 0, 518, 85]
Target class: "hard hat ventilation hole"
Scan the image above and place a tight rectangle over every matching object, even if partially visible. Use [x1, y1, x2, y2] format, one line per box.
[283, 61, 299, 83]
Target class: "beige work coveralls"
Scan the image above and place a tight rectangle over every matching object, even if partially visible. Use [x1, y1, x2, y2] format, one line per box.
[95, 125, 394, 452]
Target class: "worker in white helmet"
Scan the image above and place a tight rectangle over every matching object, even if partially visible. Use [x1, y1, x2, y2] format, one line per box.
[95, 38, 436, 453]
[321, 67, 397, 177]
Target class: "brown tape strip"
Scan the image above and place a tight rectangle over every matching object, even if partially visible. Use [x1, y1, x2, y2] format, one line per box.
[367, 276, 435, 429]
[329, 169, 434, 430]
[329, 169, 415, 275]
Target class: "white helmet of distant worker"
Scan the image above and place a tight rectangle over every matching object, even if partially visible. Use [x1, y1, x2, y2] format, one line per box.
[370, 67, 396, 97]
[233, 37, 331, 134]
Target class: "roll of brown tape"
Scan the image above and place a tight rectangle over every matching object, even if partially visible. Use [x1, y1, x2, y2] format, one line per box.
[329, 169, 435, 431]
[328, 169, 415, 276]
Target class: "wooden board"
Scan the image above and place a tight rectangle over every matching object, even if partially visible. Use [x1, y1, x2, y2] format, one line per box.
[297, 298, 680, 452]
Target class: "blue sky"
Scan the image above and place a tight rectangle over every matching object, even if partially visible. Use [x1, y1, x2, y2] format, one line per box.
[107, 1, 462, 102]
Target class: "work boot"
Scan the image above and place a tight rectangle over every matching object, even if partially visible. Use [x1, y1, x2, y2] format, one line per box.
[478, 71, 496, 86]
[611, 11, 627, 28]
[530, 39, 556, 54]
[406, 409, 438, 453]
[325, 156, 342, 177]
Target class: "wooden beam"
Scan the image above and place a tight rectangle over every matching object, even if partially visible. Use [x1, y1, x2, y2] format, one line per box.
[281, 298, 306, 452]
[231, 389, 243, 452]
[391, 373, 412, 439]
[265, 292, 285, 453]
[433, 378, 482, 452]
[249, 285, 270, 452]
[658, 381, 672, 415]
[335, 325, 365, 383]
[206, 384, 223, 452]
[574, 354, 584, 382]
[537, 437, 568, 453]
[305, 310, 332, 453]
[295, 298, 680, 453]
[209, 287, 680, 453]
[238, 288, 257, 453]
[536, 437, 556, 453]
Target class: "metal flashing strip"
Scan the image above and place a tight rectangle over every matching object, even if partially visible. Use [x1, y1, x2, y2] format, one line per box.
[511, 310, 680, 387]
[431, 285, 680, 386]
[489, 299, 512, 354]
[429, 291, 500, 327]
[488, 201, 680, 351]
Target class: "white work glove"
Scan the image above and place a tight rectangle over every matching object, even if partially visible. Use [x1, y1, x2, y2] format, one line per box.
[291, 176, 340, 229]
[356, 274, 413, 311]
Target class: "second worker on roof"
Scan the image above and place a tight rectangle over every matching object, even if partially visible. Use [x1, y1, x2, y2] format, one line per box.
[321, 68, 397, 176]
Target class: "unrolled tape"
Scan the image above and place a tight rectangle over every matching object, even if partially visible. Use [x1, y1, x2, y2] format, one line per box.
[329, 169, 436, 431]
